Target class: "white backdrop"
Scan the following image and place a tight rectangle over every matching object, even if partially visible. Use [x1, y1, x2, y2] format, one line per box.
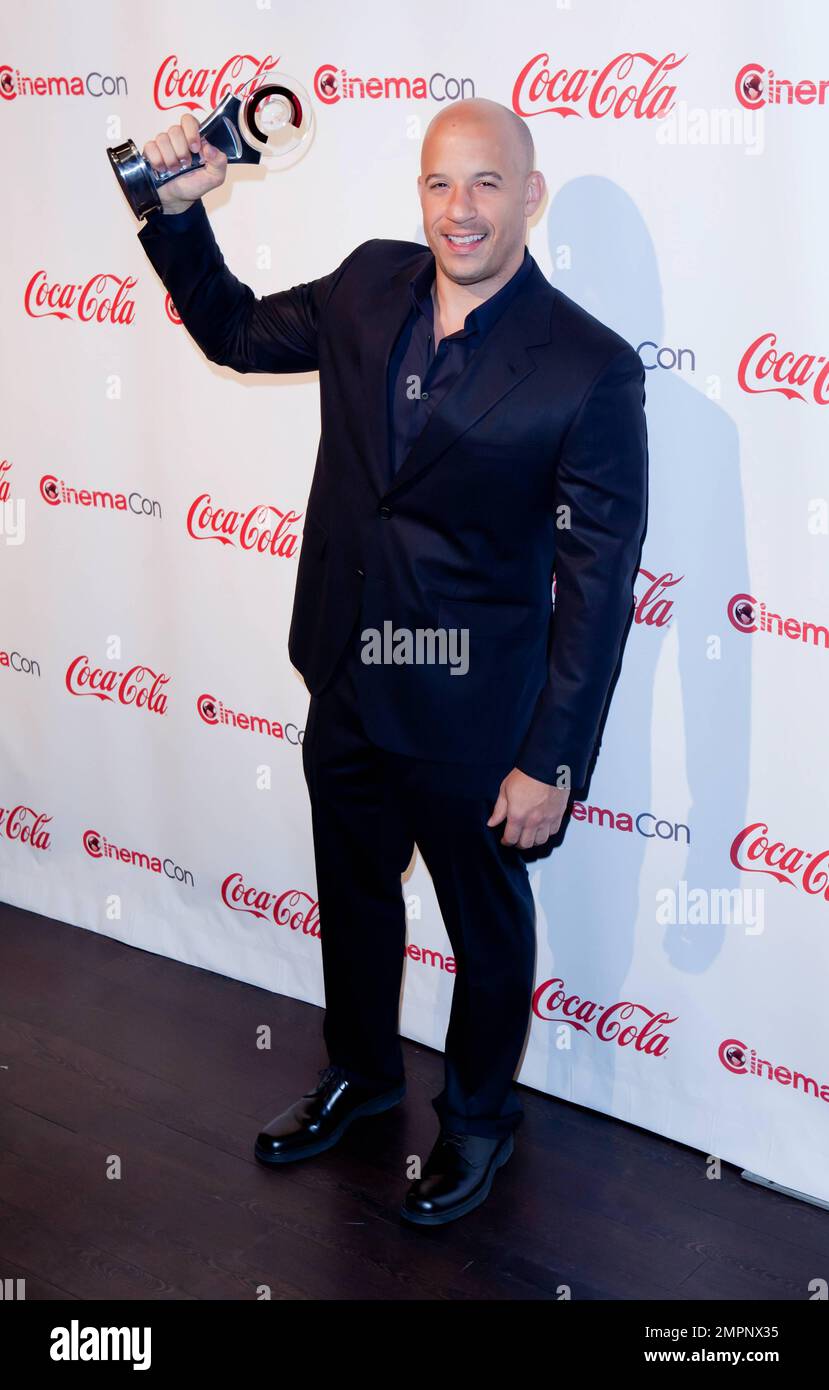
[2, 0, 829, 1205]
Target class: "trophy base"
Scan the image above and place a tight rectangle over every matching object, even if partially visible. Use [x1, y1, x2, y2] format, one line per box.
[108, 139, 164, 221]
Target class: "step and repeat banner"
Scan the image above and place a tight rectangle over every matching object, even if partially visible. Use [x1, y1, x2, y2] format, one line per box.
[2, 0, 828, 1203]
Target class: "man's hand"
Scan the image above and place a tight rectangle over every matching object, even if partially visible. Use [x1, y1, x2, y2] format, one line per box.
[487, 769, 570, 849]
[143, 113, 228, 214]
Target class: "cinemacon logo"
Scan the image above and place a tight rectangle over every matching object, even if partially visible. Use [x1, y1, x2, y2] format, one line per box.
[726, 592, 828, 649]
[736, 62, 829, 109]
[512, 51, 685, 119]
[719, 1038, 829, 1103]
[197, 692, 303, 745]
[738, 331, 829, 405]
[0, 63, 126, 100]
[313, 63, 473, 103]
[83, 829, 194, 886]
[40, 473, 161, 518]
[730, 822, 829, 903]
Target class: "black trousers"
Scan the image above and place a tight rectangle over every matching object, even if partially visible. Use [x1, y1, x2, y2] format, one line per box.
[301, 622, 538, 1139]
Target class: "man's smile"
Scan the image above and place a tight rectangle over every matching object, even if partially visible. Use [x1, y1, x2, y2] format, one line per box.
[442, 231, 488, 253]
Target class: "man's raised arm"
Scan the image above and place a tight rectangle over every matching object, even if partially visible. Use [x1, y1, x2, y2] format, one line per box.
[134, 117, 367, 375]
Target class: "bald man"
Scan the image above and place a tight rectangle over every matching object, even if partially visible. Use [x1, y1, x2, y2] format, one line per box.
[136, 97, 648, 1226]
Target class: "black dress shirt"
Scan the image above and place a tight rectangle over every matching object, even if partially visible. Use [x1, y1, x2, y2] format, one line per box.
[387, 246, 534, 481]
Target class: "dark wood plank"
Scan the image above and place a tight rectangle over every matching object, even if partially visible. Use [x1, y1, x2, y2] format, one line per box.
[1, 900, 827, 1300]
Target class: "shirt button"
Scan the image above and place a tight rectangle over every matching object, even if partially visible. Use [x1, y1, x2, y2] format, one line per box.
[379, 505, 392, 519]
[421, 391, 429, 399]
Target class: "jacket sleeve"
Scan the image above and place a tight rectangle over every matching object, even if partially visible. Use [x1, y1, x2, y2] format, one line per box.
[136, 198, 370, 373]
[514, 345, 648, 790]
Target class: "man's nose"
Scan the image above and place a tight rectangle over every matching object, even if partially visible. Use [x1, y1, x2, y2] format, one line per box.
[447, 189, 476, 221]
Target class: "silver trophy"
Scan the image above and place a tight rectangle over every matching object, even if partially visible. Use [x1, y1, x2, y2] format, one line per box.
[107, 71, 314, 221]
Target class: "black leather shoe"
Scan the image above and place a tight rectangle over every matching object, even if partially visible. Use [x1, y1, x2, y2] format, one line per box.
[254, 1065, 405, 1165]
[400, 1129, 514, 1225]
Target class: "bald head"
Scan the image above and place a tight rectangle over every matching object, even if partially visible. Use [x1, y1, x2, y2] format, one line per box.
[422, 98, 535, 179]
[417, 96, 544, 291]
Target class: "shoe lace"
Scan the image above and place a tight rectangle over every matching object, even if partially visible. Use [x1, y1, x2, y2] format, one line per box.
[441, 1131, 468, 1152]
[316, 1064, 347, 1090]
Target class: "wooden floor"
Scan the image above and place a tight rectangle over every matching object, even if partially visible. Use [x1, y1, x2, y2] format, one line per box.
[1, 900, 827, 1302]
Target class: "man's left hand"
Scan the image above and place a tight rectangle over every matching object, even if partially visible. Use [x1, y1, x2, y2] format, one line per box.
[487, 769, 570, 849]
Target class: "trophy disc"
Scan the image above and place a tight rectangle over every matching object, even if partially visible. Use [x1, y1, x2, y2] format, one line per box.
[238, 75, 314, 166]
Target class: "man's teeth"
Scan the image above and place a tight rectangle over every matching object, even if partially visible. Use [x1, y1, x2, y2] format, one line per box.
[446, 233, 485, 243]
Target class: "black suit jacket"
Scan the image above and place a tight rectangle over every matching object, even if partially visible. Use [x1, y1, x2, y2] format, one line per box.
[138, 201, 649, 788]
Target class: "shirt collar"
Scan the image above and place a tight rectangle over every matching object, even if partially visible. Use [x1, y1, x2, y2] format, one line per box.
[409, 246, 533, 340]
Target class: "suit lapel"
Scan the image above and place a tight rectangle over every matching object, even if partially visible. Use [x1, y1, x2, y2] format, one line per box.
[360, 251, 557, 498]
[359, 257, 419, 495]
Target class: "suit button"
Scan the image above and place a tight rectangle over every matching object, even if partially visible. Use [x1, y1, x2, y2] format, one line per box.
[356, 567, 365, 577]
[378, 505, 392, 519]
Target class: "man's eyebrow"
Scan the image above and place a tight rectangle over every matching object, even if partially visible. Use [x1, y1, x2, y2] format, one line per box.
[424, 170, 504, 181]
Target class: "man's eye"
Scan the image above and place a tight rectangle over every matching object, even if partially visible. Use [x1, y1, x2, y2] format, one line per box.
[428, 181, 496, 189]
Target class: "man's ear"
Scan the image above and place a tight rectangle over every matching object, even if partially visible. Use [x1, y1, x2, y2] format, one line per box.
[526, 170, 546, 217]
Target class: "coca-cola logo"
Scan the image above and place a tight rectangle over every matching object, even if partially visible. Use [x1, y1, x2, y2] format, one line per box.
[186, 493, 301, 558]
[0, 458, 12, 503]
[152, 53, 281, 113]
[221, 874, 320, 935]
[635, 569, 683, 628]
[730, 822, 829, 903]
[513, 51, 685, 120]
[532, 977, 675, 1056]
[24, 271, 136, 325]
[65, 656, 170, 715]
[0, 803, 52, 851]
[738, 332, 829, 405]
